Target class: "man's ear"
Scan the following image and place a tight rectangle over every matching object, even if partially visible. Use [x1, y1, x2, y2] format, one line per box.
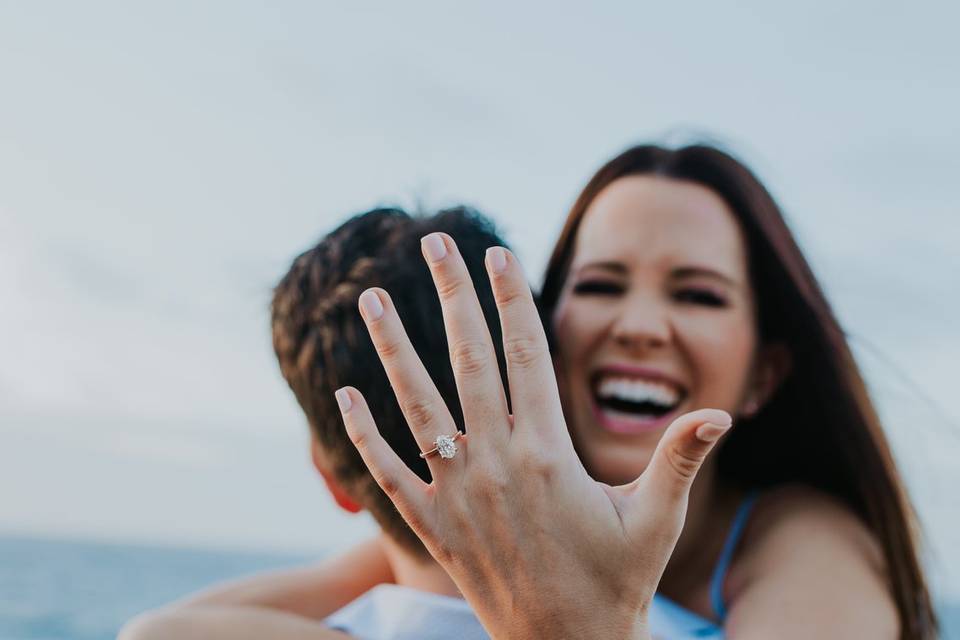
[310, 437, 363, 514]
[743, 343, 793, 417]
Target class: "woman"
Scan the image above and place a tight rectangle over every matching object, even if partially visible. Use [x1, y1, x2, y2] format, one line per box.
[133, 144, 937, 639]
[542, 144, 936, 637]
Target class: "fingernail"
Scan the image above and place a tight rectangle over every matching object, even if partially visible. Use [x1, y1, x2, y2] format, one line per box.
[359, 289, 384, 321]
[421, 233, 447, 263]
[486, 246, 507, 274]
[705, 409, 732, 428]
[696, 422, 732, 443]
[335, 388, 352, 413]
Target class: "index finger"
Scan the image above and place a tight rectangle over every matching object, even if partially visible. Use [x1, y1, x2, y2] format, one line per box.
[484, 246, 565, 437]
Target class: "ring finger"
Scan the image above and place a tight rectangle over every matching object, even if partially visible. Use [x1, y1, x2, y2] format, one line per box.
[358, 287, 463, 472]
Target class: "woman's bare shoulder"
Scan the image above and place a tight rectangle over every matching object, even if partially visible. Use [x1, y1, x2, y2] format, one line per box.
[742, 484, 885, 569]
[724, 484, 898, 638]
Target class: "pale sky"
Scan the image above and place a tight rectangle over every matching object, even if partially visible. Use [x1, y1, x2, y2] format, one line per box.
[1, 1, 958, 599]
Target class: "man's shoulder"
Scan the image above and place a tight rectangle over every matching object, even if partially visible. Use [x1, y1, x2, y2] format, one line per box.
[325, 584, 488, 640]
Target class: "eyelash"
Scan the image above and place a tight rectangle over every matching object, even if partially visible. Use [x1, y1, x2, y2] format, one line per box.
[572, 281, 728, 308]
[572, 281, 624, 295]
[672, 289, 728, 308]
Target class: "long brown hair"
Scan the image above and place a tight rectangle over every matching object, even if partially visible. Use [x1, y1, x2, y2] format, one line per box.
[539, 144, 937, 639]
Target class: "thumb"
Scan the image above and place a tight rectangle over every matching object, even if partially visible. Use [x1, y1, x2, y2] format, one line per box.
[635, 408, 732, 501]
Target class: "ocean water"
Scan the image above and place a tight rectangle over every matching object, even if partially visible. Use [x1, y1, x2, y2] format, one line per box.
[1, 534, 958, 639]
[0, 534, 313, 640]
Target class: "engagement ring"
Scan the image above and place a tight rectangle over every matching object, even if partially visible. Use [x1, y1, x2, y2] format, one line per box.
[419, 431, 463, 460]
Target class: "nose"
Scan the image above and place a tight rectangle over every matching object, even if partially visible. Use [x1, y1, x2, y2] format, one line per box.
[610, 293, 673, 351]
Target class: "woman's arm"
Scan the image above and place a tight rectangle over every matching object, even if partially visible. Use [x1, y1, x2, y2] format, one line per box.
[175, 535, 393, 618]
[119, 606, 354, 640]
[119, 536, 393, 639]
[724, 487, 898, 639]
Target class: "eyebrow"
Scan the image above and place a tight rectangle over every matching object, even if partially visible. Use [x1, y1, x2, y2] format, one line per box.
[575, 261, 741, 287]
[671, 266, 740, 288]
[575, 261, 627, 275]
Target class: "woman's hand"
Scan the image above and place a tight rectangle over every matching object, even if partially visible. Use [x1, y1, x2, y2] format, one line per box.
[336, 233, 732, 640]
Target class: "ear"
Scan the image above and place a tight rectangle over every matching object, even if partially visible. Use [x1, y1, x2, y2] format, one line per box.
[742, 343, 792, 418]
[310, 437, 363, 514]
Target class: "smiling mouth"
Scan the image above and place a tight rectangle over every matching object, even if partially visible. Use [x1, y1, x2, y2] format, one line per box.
[590, 371, 688, 434]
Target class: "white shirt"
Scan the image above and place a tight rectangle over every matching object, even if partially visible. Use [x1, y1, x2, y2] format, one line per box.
[325, 584, 724, 639]
[324, 584, 489, 640]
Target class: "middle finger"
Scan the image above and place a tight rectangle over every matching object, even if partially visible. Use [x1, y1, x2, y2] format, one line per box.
[421, 232, 510, 450]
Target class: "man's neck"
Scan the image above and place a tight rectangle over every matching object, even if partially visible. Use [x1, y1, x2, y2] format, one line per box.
[380, 535, 464, 598]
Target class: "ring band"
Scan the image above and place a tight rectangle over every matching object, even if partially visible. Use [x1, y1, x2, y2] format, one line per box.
[419, 431, 464, 460]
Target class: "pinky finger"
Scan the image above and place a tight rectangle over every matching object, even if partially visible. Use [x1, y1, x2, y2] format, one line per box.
[336, 386, 432, 528]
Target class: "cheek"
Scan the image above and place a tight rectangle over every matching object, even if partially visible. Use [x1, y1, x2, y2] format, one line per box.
[553, 297, 610, 359]
[552, 299, 583, 365]
[676, 313, 757, 394]
[552, 299, 606, 414]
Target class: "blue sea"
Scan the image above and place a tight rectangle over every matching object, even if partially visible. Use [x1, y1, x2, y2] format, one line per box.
[0, 534, 313, 640]
[1, 533, 958, 639]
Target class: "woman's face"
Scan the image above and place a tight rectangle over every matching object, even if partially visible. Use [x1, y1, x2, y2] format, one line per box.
[552, 175, 760, 485]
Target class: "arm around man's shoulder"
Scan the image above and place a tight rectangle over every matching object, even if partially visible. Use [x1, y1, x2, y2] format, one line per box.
[118, 536, 392, 640]
[724, 484, 899, 640]
[118, 605, 354, 640]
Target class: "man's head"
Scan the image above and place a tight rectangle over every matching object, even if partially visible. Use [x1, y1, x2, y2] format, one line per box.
[271, 206, 508, 557]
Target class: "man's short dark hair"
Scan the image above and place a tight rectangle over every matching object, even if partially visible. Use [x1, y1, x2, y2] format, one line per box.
[271, 206, 508, 557]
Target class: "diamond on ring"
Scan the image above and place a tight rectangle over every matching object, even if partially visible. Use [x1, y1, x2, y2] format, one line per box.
[435, 434, 457, 459]
[419, 431, 463, 460]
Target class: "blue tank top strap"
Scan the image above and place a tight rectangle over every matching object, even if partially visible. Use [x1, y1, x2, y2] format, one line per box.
[709, 490, 760, 622]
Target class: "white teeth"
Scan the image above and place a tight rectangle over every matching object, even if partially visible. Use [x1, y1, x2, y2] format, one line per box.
[597, 377, 681, 406]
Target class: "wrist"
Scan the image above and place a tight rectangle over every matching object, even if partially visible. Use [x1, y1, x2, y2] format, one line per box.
[477, 592, 649, 640]
[498, 615, 649, 640]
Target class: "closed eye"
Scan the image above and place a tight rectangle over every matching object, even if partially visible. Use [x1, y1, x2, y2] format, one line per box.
[673, 288, 728, 307]
[572, 280, 624, 296]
